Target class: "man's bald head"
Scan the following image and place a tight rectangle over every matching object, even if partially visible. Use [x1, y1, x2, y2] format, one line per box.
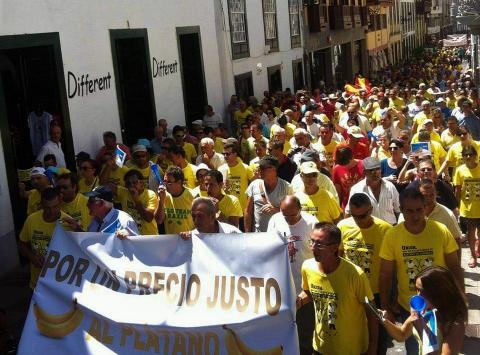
[280, 196, 302, 225]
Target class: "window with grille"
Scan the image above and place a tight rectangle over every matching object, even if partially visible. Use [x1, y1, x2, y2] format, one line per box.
[228, 0, 249, 59]
[263, 0, 278, 52]
[289, 0, 301, 48]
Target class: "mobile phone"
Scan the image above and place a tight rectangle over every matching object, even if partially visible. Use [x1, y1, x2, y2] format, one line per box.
[365, 297, 384, 322]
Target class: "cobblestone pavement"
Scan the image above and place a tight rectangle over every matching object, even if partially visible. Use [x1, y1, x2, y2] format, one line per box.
[0, 245, 479, 354]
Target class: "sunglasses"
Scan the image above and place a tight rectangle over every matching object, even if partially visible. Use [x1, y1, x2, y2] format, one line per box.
[419, 167, 433, 172]
[175, 134, 185, 139]
[463, 153, 476, 158]
[223, 152, 234, 156]
[80, 166, 93, 170]
[389, 146, 399, 151]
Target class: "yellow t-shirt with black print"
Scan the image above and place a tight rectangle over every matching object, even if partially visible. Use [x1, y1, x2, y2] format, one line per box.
[20, 210, 71, 289]
[61, 193, 92, 230]
[218, 193, 243, 218]
[454, 163, 480, 218]
[297, 189, 341, 223]
[164, 188, 195, 234]
[379, 220, 458, 311]
[338, 217, 392, 294]
[218, 162, 254, 209]
[27, 189, 42, 215]
[301, 258, 373, 355]
[117, 187, 159, 235]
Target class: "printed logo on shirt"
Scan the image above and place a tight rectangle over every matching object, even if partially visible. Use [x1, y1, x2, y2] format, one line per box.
[463, 178, 480, 201]
[344, 240, 374, 275]
[32, 232, 50, 257]
[310, 284, 338, 336]
[402, 245, 434, 291]
[166, 208, 190, 225]
[226, 176, 241, 196]
[286, 235, 301, 262]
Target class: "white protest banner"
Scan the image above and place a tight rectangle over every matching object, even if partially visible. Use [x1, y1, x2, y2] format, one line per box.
[18, 227, 299, 354]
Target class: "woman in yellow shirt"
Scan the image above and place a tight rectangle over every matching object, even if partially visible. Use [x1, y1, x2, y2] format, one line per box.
[453, 145, 480, 267]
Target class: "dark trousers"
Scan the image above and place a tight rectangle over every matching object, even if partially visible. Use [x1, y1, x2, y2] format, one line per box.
[297, 301, 315, 355]
[399, 306, 419, 355]
[374, 293, 391, 355]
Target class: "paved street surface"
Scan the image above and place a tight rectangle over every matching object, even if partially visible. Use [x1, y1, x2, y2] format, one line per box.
[0, 245, 479, 354]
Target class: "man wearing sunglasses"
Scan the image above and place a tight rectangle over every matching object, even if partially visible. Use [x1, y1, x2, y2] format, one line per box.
[339, 193, 392, 354]
[172, 125, 197, 164]
[297, 222, 378, 355]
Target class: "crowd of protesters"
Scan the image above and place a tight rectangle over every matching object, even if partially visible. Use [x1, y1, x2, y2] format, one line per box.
[17, 44, 476, 354]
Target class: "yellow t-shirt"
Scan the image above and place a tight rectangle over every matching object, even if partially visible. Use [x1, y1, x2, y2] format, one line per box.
[78, 177, 99, 194]
[338, 217, 392, 294]
[117, 187, 159, 235]
[411, 131, 442, 144]
[313, 140, 338, 171]
[283, 140, 292, 156]
[101, 165, 129, 187]
[371, 146, 391, 160]
[440, 130, 460, 150]
[214, 137, 224, 154]
[302, 258, 373, 355]
[297, 189, 341, 223]
[183, 163, 197, 189]
[413, 112, 431, 131]
[164, 188, 195, 234]
[370, 107, 384, 123]
[183, 142, 198, 164]
[379, 220, 458, 310]
[454, 163, 480, 218]
[218, 162, 254, 209]
[61, 194, 92, 230]
[234, 110, 252, 125]
[446, 97, 457, 110]
[390, 97, 405, 110]
[446, 141, 480, 171]
[20, 210, 71, 289]
[217, 194, 243, 218]
[27, 189, 42, 215]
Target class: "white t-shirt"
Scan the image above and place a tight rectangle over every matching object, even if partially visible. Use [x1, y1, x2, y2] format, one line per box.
[192, 221, 241, 234]
[203, 113, 223, 128]
[267, 211, 318, 294]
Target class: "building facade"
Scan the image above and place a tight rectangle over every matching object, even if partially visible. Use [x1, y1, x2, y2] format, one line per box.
[302, 0, 369, 89]
[365, 0, 392, 78]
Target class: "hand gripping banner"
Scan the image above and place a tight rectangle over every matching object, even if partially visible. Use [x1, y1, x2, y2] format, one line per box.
[18, 228, 299, 354]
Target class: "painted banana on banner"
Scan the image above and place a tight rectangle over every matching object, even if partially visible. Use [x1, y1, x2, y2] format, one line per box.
[34, 300, 84, 339]
[224, 325, 283, 355]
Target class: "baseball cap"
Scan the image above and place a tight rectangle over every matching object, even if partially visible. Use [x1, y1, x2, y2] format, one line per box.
[31, 167, 47, 177]
[423, 119, 433, 125]
[84, 186, 114, 203]
[300, 149, 320, 162]
[435, 98, 445, 103]
[347, 126, 364, 138]
[132, 144, 147, 154]
[421, 100, 431, 106]
[196, 163, 210, 172]
[328, 94, 338, 100]
[300, 161, 319, 174]
[192, 120, 203, 126]
[377, 92, 385, 97]
[363, 157, 381, 170]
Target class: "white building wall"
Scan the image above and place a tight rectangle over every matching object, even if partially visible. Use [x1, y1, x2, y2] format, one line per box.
[1, 0, 226, 155]
[220, 0, 304, 99]
[0, 0, 229, 275]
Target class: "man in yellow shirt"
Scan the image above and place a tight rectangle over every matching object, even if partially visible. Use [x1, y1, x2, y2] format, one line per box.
[338, 193, 392, 354]
[234, 100, 252, 128]
[19, 187, 71, 289]
[379, 188, 462, 353]
[19, 167, 51, 215]
[156, 166, 195, 234]
[218, 142, 254, 211]
[297, 222, 378, 355]
[205, 169, 243, 228]
[56, 173, 92, 230]
[296, 162, 341, 223]
[313, 123, 338, 172]
[411, 101, 432, 133]
[172, 126, 197, 163]
[113, 169, 159, 235]
[169, 145, 197, 189]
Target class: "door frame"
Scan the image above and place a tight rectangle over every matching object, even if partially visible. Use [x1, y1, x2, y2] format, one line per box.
[267, 64, 282, 93]
[109, 29, 157, 143]
[0, 32, 73, 229]
[176, 26, 208, 126]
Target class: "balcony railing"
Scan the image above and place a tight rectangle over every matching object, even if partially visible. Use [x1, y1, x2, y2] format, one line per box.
[352, 6, 362, 27]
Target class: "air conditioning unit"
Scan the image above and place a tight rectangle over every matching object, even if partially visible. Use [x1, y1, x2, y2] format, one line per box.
[264, 45, 271, 55]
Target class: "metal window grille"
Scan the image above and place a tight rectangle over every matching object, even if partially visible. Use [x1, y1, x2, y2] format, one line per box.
[289, 0, 300, 37]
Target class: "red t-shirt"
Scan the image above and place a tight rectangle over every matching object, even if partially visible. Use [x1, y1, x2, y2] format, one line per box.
[334, 142, 370, 161]
[332, 160, 365, 210]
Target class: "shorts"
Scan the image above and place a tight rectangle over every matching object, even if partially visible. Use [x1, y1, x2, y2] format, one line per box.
[460, 216, 480, 229]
